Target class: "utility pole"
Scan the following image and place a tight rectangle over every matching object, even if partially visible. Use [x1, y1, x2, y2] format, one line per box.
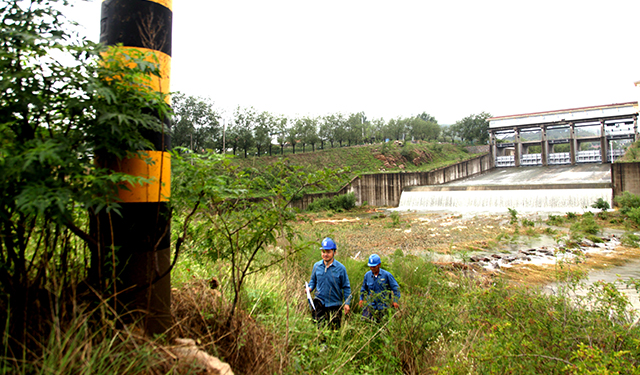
[94, 0, 173, 335]
[222, 118, 226, 154]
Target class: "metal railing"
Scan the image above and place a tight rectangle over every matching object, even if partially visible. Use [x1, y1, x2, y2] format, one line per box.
[576, 150, 601, 163]
[496, 155, 515, 167]
[521, 153, 542, 166]
[548, 152, 571, 165]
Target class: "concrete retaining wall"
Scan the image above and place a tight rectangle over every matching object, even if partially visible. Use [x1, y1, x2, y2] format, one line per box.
[612, 162, 640, 203]
[290, 153, 494, 210]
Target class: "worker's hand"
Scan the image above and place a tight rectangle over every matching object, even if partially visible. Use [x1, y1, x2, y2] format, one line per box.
[392, 302, 399, 309]
[344, 305, 351, 315]
[358, 300, 364, 308]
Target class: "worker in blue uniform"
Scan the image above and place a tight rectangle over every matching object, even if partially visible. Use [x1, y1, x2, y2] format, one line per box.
[307, 237, 352, 329]
[358, 253, 400, 322]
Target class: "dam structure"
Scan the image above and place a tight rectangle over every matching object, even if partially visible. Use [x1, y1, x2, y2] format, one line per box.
[488, 102, 638, 168]
[397, 164, 612, 213]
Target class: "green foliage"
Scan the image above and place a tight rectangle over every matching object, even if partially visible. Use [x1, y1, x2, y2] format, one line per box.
[522, 218, 535, 227]
[508, 208, 518, 224]
[0, 0, 171, 356]
[547, 214, 565, 226]
[389, 211, 401, 227]
[614, 191, 640, 214]
[591, 198, 610, 212]
[450, 112, 492, 144]
[306, 193, 356, 213]
[625, 207, 640, 226]
[171, 93, 221, 152]
[613, 192, 640, 227]
[4, 312, 164, 374]
[566, 212, 578, 220]
[569, 214, 601, 241]
[621, 232, 640, 248]
[171, 151, 344, 318]
[565, 343, 640, 374]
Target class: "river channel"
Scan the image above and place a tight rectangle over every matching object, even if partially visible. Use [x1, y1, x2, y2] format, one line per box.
[393, 164, 640, 316]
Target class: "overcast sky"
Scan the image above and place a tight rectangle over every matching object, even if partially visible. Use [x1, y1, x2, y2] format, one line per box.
[68, 0, 639, 125]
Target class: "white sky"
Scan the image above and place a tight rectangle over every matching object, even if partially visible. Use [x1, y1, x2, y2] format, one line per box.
[68, 0, 639, 125]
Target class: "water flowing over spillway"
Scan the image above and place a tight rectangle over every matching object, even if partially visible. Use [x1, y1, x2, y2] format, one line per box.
[398, 188, 612, 213]
[396, 164, 612, 213]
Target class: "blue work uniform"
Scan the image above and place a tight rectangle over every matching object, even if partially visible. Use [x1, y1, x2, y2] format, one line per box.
[360, 268, 400, 311]
[308, 259, 352, 308]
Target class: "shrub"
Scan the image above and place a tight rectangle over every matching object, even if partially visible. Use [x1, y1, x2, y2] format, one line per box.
[333, 192, 356, 211]
[389, 211, 401, 227]
[307, 192, 356, 212]
[547, 215, 565, 226]
[621, 232, 640, 248]
[508, 208, 518, 224]
[614, 191, 640, 214]
[626, 207, 640, 226]
[591, 198, 610, 212]
[570, 215, 601, 241]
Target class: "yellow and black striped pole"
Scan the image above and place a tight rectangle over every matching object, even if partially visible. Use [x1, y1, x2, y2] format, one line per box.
[96, 0, 173, 335]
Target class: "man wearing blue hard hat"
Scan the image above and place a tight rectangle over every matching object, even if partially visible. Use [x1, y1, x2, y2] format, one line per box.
[358, 253, 400, 322]
[306, 237, 352, 329]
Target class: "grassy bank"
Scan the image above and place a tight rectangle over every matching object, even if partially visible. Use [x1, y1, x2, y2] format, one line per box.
[166, 208, 640, 374]
[6, 205, 640, 374]
[231, 141, 480, 184]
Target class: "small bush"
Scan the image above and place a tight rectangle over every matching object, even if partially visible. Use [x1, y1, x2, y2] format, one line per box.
[508, 208, 518, 224]
[307, 193, 356, 212]
[621, 232, 640, 248]
[570, 215, 601, 240]
[333, 192, 356, 211]
[625, 207, 640, 226]
[614, 191, 640, 214]
[547, 215, 565, 226]
[522, 218, 535, 227]
[591, 198, 610, 212]
[306, 196, 332, 212]
[389, 211, 401, 227]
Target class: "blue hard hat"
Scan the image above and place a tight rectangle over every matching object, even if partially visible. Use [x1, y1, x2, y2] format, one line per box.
[367, 254, 381, 267]
[321, 237, 337, 250]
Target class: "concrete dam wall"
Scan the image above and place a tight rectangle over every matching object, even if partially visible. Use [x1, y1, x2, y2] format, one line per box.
[290, 156, 640, 211]
[290, 153, 494, 210]
[612, 162, 640, 201]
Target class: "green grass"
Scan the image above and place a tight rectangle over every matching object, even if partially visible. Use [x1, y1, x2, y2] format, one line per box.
[231, 141, 480, 186]
[165, 240, 640, 374]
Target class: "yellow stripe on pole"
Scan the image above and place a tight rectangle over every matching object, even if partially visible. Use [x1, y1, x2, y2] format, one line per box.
[147, 0, 172, 10]
[110, 151, 171, 202]
[103, 46, 171, 102]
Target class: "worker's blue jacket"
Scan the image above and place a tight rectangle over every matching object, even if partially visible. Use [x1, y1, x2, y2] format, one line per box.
[360, 268, 400, 311]
[308, 259, 352, 308]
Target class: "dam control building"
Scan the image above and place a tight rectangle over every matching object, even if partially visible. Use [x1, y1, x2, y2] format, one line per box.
[488, 101, 638, 167]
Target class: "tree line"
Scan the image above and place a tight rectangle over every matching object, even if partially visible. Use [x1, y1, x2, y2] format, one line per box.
[171, 93, 492, 156]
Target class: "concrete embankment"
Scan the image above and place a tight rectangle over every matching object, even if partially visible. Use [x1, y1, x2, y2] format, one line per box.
[291, 158, 640, 211]
[289, 153, 494, 210]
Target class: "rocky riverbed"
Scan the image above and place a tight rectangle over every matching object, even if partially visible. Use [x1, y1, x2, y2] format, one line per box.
[468, 235, 622, 273]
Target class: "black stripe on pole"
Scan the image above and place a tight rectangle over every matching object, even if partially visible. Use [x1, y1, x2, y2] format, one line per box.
[141, 118, 171, 151]
[100, 0, 173, 57]
[93, 0, 174, 336]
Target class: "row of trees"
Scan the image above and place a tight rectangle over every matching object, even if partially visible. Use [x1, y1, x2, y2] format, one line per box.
[171, 94, 492, 156]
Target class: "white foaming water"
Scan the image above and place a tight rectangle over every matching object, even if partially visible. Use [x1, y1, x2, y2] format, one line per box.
[397, 188, 612, 213]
